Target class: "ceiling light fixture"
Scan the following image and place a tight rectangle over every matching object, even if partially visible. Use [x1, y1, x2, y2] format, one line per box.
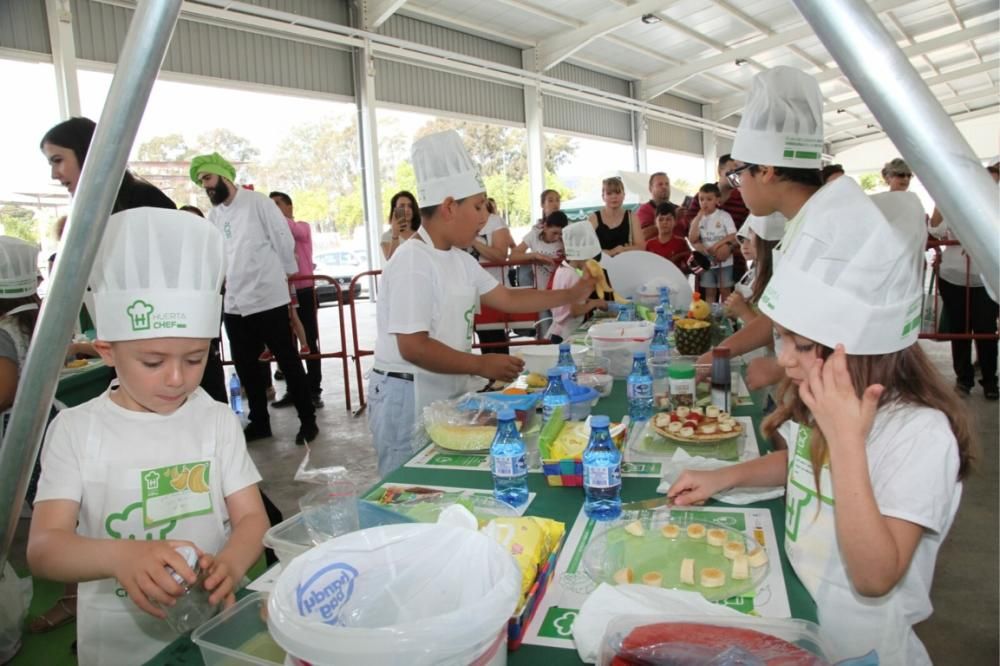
[641, 13, 661, 24]
[734, 58, 748, 66]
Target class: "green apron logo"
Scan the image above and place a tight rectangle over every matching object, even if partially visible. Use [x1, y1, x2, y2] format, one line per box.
[127, 300, 154, 331]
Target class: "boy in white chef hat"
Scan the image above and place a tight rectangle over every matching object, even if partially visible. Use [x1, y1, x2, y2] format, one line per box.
[28, 208, 268, 666]
[671, 186, 972, 664]
[369, 130, 595, 477]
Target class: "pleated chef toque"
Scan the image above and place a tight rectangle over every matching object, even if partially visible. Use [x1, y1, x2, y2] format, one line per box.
[411, 130, 486, 207]
[0, 237, 40, 298]
[759, 177, 926, 354]
[90, 208, 225, 341]
[732, 67, 824, 170]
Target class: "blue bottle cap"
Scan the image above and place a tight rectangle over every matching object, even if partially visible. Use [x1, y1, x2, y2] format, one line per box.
[497, 408, 516, 421]
[591, 415, 610, 428]
[558, 342, 570, 351]
[547, 367, 563, 377]
[633, 351, 646, 359]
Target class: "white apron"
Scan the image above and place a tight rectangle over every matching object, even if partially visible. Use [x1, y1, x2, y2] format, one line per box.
[411, 227, 482, 427]
[784, 422, 917, 665]
[76, 391, 230, 666]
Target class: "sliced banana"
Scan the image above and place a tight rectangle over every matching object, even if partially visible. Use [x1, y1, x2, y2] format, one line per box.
[690, 406, 704, 416]
[675, 406, 691, 419]
[680, 558, 695, 585]
[724, 541, 746, 560]
[706, 528, 727, 546]
[660, 524, 680, 539]
[719, 423, 734, 433]
[748, 546, 768, 568]
[732, 555, 750, 581]
[624, 520, 645, 537]
[705, 405, 720, 419]
[700, 424, 717, 435]
[668, 421, 682, 433]
[641, 571, 663, 587]
[680, 426, 695, 438]
[613, 567, 634, 584]
[686, 523, 706, 540]
[700, 567, 725, 588]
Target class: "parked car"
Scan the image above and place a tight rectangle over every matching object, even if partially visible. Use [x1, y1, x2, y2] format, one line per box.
[313, 250, 364, 305]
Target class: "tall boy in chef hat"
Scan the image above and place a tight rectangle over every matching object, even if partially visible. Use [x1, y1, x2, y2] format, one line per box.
[28, 208, 268, 666]
[369, 130, 595, 477]
[671, 164, 973, 664]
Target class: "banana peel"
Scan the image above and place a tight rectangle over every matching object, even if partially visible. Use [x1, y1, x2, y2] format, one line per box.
[584, 259, 628, 304]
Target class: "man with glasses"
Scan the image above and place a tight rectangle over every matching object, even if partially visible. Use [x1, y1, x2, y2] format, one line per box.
[882, 158, 914, 192]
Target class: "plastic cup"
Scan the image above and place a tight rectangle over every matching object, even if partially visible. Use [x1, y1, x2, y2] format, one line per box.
[648, 359, 671, 409]
[298, 479, 360, 545]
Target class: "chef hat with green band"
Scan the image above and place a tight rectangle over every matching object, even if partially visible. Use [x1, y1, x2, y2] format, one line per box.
[90, 208, 225, 341]
[411, 130, 485, 207]
[189, 152, 236, 185]
[0, 237, 40, 298]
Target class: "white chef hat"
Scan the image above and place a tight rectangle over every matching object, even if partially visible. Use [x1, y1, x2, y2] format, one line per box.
[563, 221, 602, 261]
[0, 237, 40, 298]
[411, 130, 485, 207]
[747, 212, 787, 242]
[759, 177, 926, 354]
[732, 67, 825, 170]
[90, 208, 225, 341]
[736, 224, 751, 241]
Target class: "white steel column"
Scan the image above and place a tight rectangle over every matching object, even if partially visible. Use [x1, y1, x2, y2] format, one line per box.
[702, 105, 718, 181]
[633, 111, 648, 173]
[523, 50, 546, 224]
[45, 0, 81, 118]
[353, 38, 383, 271]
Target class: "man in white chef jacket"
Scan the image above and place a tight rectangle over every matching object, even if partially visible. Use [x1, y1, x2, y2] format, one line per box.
[369, 131, 596, 478]
[190, 153, 317, 446]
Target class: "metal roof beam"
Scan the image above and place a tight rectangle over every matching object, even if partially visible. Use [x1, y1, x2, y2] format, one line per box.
[830, 104, 999, 152]
[825, 59, 998, 112]
[361, 0, 407, 30]
[826, 85, 999, 136]
[532, 0, 678, 70]
[638, 0, 914, 99]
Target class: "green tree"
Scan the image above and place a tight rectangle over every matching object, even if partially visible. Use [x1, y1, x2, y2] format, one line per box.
[858, 173, 881, 192]
[0, 205, 39, 243]
[136, 133, 191, 162]
[194, 128, 260, 163]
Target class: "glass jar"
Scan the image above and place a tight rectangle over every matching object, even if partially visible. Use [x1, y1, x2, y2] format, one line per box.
[668, 363, 696, 408]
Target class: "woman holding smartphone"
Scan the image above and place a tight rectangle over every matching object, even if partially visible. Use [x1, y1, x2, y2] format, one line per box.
[380, 190, 421, 260]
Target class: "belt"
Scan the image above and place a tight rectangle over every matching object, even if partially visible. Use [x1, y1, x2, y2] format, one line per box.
[373, 368, 414, 382]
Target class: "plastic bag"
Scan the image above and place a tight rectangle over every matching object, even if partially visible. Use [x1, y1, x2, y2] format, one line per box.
[0, 564, 31, 662]
[294, 443, 348, 485]
[599, 615, 832, 666]
[268, 523, 520, 666]
[422, 392, 540, 452]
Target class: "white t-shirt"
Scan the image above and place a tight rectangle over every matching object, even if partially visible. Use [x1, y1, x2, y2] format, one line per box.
[208, 188, 298, 316]
[474, 214, 510, 284]
[927, 218, 984, 287]
[523, 227, 563, 289]
[780, 402, 961, 664]
[696, 209, 737, 267]
[374, 236, 499, 373]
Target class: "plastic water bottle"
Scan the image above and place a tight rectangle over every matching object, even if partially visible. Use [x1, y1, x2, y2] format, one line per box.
[583, 415, 622, 521]
[658, 286, 671, 314]
[649, 323, 671, 364]
[541, 367, 570, 425]
[490, 409, 529, 507]
[228, 373, 242, 414]
[627, 351, 653, 422]
[161, 546, 218, 634]
[653, 305, 669, 332]
[556, 342, 577, 383]
[617, 297, 636, 322]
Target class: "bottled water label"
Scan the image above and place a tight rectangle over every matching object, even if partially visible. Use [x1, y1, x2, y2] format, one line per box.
[492, 454, 526, 478]
[542, 401, 567, 422]
[627, 382, 652, 400]
[584, 464, 621, 489]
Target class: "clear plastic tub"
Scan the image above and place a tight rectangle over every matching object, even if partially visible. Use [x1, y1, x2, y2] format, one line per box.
[576, 355, 614, 398]
[192, 591, 285, 665]
[263, 501, 415, 563]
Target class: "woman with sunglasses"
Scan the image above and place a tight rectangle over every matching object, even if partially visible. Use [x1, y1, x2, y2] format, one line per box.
[882, 158, 914, 192]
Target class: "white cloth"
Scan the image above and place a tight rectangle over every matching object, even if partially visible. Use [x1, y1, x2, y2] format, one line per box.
[207, 188, 297, 316]
[91, 209, 225, 341]
[694, 209, 737, 267]
[761, 177, 926, 355]
[412, 130, 485, 207]
[373, 229, 498, 375]
[35, 386, 261, 665]
[780, 403, 961, 664]
[928, 218, 984, 287]
[522, 226, 563, 289]
[657, 448, 785, 505]
[573, 583, 741, 664]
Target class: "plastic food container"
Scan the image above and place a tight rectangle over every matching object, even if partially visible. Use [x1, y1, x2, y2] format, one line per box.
[576, 355, 614, 397]
[192, 591, 285, 665]
[263, 501, 415, 563]
[587, 321, 655, 378]
[512, 343, 589, 376]
[566, 383, 601, 421]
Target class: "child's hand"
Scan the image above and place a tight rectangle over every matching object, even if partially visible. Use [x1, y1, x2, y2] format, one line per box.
[568, 274, 598, 302]
[724, 292, 750, 319]
[712, 244, 732, 262]
[112, 540, 201, 619]
[198, 553, 238, 608]
[592, 299, 609, 312]
[667, 469, 730, 506]
[799, 344, 883, 453]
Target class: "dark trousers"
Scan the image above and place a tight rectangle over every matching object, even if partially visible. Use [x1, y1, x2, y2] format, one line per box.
[938, 279, 999, 389]
[295, 286, 322, 395]
[225, 305, 315, 429]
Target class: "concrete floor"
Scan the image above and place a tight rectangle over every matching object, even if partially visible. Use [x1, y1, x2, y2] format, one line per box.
[11, 300, 998, 663]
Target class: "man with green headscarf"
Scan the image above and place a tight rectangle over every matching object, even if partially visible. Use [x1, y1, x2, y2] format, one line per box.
[190, 152, 319, 446]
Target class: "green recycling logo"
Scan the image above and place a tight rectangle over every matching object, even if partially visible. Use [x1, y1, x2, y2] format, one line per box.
[105, 501, 177, 540]
[126, 299, 154, 331]
[464, 305, 475, 344]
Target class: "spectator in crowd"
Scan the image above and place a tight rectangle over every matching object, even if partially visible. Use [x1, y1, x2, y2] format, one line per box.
[882, 158, 913, 192]
[688, 182, 737, 304]
[820, 164, 845, 184]
[40, 117, 175, 212]
[180, 204, 204, 216]
[381, 190, 421, 261]
[687, 153, 750, 230]
[636, 172, 681, 242]
[928, 161, 999, 400]
[539, 189, 561, 225]
[644, 202, 689, 270]
[588, 176, 643, 256]
[269, 191, 323, 408]
[510, 210, 567, 290]
[191, 152, 317, 445]
[469, 196, 514, 355]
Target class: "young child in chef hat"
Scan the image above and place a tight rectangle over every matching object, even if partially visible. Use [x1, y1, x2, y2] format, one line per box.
[669, 182, 973, 663]
[369, 130, 594, 477]
[548, 220, 611, 344]
[28, 208, 268, 666]
[726, 211, 785, 326]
